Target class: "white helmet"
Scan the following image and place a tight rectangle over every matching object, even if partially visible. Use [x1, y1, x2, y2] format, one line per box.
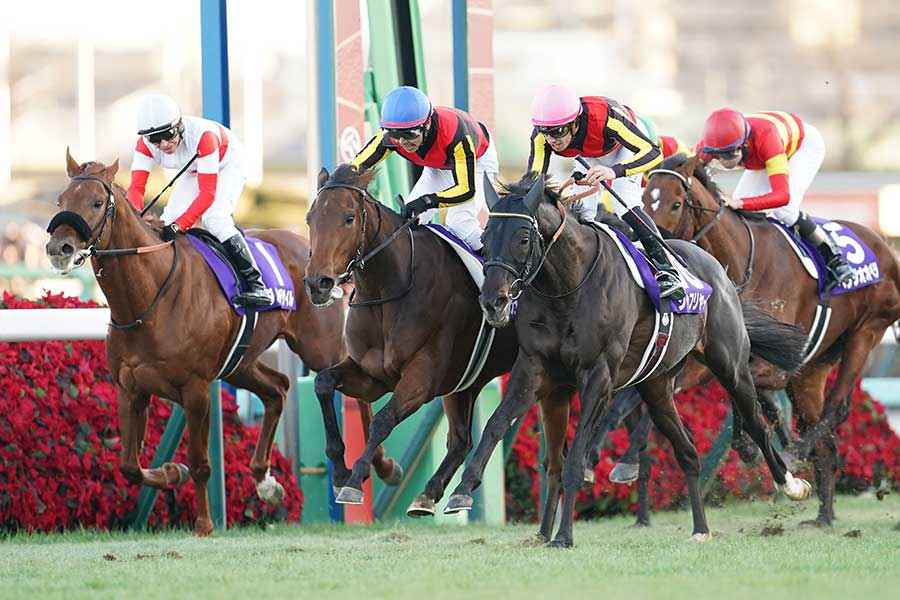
[137, 94, 181, 135]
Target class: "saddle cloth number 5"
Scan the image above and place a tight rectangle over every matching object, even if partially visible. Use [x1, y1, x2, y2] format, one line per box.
[822, 222, 865, 265]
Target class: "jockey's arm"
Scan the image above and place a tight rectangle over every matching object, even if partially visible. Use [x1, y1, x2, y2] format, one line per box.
[173, 131, 221, 230]
[126, 136, 155, 210]
[606, 108, 662, 178]
[739, 153, 790, 211]
[350, 130, 392, 171]
[432, 137, 477, 206]
[526, 129, 552, 175]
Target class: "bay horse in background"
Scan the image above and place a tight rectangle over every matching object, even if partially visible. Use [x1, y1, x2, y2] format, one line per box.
[443, 174, 811, 547]
[642, 153, 900, 526]
[45, 150, 399, 535]
[303, 165, 522, 517]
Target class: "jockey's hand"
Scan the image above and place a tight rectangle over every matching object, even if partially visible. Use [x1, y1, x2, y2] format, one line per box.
[584, 165, 616, 187]
[724, 195, 744, 210]
[160, 222, 183, 242]
[401, 194, 438, 221]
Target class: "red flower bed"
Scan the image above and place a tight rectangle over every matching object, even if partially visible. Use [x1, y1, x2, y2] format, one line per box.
[0, 291, 302, 533]
[505, 372, 900, 522]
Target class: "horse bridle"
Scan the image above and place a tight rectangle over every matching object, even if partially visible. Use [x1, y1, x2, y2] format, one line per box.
[648, 168, 755, 293]
[485, 198, 602, 301]
[47, 174, 178, 329]
[315, 183, 415, 307]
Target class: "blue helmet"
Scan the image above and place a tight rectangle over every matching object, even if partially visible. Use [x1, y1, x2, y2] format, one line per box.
[380, 86, 432, 129]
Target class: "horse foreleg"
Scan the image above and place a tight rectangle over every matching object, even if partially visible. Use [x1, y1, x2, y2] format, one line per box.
[117, 387, 186, 490]
[639, 375, 710, 541]
[314, 356, 389, 492]
[180, 379, 214, 536]
[334, 356, 427, 504]
[536, 386, 572, 543]
[408, 390, 478, 518]
[446, 355, 551, 515]
[550, 364, 612, 548]
[227, 361, 289, 505]
[358, 400, 403, 486]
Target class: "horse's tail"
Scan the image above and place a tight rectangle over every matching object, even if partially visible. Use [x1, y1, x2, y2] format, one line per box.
[741, 302, 808, 375]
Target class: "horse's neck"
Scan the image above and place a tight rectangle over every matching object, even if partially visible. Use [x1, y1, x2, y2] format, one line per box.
[697, 207, 752, 277]
[94, 204, 176, 322]
[353, 208, 410, 293]
[535, 219, 599, 295]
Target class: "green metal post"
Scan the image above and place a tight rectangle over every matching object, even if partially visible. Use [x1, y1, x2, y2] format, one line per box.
[295, 374, 335, 522]
[699, 410, 733, 497]
[207, 381, 226, 531]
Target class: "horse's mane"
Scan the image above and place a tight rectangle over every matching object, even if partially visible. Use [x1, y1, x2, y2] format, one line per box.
[658, 154, 724, 201]
[328, 163, 375, 188]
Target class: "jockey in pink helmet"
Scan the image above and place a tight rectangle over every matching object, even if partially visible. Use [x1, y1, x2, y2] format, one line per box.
[528, 83, 684, 300]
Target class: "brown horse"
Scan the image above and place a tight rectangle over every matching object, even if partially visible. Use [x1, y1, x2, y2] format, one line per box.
[303, 165, 521, 516]
[44, 150, 396, 535]
[643, 153, 900, 526]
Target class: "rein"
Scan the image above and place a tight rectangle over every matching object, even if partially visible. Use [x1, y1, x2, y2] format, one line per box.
[316, 183, 416, 307]
[48, 174, 178, 328]
[486, 198, 600, 300]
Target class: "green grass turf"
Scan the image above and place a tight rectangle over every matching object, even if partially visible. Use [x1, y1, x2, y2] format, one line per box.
[2, 494, 899, 600]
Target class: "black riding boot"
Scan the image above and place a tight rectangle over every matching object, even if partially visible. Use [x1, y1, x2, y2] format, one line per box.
[793, 211, 853, 286]
[621, 207, 686, 301]
[223, 234, 275, 307]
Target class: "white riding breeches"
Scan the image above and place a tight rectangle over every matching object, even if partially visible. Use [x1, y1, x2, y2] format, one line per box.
[408, 138, 500, 251]
[732, 123, 825, 227]
[161, 142, 247, 242]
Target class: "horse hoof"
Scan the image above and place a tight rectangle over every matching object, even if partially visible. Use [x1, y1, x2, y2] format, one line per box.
[256, 472, 285, 506]
[383, 462, 405, 487]
[583, 468, 596, 485]
[162, 462, 190, 486]
[689, 532, 712, 543]
[332, 486, 342, 499]
[443, 494, 474, 514]
[546, 539, 573, 549]
[609, 462, 639, 484]
[799, 518, 832, 529]
[406, 494, 435, 518]
[631, 519, 651, 529]
[193, 519, 214, 537]
[780, 473, 811, 501]
[335, 486, 365, 505]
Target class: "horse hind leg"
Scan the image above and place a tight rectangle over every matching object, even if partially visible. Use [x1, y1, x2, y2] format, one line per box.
[609, 403, 651, 484]
[181, 379, 215, 536]
[227, 360, 291, 506]
[535, 386, 572, 543]
[358, 400, 404, 486]
[408, 390, 478, 518]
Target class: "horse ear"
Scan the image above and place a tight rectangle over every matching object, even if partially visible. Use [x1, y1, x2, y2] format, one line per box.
[317, 167, 329, 189]
[65, 146, 81, 177]
[684, 153, 703, 176]
[103, 159, 119, 180]
[523, 175, 545, 213]
[483, 173, 501, 211]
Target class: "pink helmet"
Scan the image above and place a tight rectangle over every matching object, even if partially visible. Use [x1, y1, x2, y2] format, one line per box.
[531, 84, 582, 127]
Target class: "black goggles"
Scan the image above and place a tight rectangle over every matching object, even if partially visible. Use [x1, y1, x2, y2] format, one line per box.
[703, 147, 742, 161]
[385, 127, 425, 141]
[144, 126, 179, 145]
[536, 124, 573, 139]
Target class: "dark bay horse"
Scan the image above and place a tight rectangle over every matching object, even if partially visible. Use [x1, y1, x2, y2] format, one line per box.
[443, 174, 811, 547]
[45, 151, 396, 535]
[643, 153, 900, 526]
[303, 165, 521, 516]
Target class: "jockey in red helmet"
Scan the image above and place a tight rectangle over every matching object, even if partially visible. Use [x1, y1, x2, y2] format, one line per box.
[698, 108, 852, 285]
[350, 86, 498, 254]
[527, 83, 685, 300]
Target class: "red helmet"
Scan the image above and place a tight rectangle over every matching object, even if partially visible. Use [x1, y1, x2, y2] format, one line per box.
[700, 108, 749, 153]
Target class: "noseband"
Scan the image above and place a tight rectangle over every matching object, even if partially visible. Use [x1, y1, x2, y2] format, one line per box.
[47, 175, 117, 267]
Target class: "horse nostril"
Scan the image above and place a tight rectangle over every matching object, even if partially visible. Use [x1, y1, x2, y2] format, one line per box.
[493, 295, 510, 312]
[60, 243, 74, 257]
[317, 277, 334, 292]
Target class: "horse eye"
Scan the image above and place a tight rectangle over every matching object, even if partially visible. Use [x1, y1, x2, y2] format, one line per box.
[672, 202, 681, 210]
[345, 214, 355, 225]
[93, 200, 104, 209]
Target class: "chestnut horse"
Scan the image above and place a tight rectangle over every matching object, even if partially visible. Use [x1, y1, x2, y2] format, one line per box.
[45, 151, 397, 535]
[444, 174, 811, 547]
[303, 165, 521, 516]
[643, 153, 900, 526]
